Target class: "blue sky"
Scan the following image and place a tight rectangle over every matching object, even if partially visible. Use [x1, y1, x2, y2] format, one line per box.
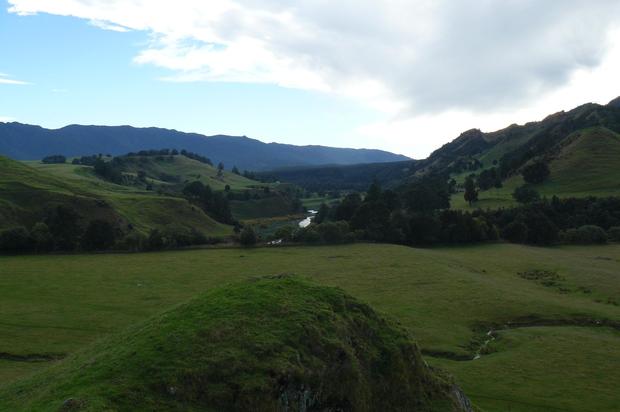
[2, 1, 619, 158]
[0, 7, 379, 152]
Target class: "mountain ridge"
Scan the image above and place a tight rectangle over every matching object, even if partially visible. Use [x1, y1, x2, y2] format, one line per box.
[0, 122, 410, 171]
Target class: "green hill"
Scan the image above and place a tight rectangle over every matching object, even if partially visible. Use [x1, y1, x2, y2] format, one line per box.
[0, 276, 470, 412]
[0, 156, 231, 236]
[451, 126, 620, 209]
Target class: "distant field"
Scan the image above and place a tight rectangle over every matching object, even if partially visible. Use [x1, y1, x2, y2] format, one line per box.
[301, 195, 341, 210]
[0, 243, 619, 411]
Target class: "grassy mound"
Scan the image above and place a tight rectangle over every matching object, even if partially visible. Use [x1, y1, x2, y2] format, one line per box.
[0, 276, 469, 411]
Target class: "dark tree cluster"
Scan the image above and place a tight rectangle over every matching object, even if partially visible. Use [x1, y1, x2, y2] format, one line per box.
[290, 177, 620, 248]
[123, 148, 213, 166]
[180, 150, 212, 165]
[41, 155, 66, 164]
[0, 206, 119, 253]
[0, 204, 222, 255]
[93, 158, 124, 184]
[521, 161, 550, 184]
[476, 167, 502, 190]
[72, 154, 103, 166]
[182, 181, 234, 224]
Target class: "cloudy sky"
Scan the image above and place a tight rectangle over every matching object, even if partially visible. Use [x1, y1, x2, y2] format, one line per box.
[1, 0, 619, 158]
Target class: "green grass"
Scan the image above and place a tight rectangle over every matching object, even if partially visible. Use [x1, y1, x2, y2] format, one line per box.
[0, 277, 458, 411]
[0, 243, 619, 411]
[1, 156, 231, 236]
[301, 195, 341, 210]
[452, 127, 620, 210]
[231, 196, 295, 220]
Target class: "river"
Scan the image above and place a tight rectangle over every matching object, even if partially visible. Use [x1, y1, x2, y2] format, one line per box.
[298, 210, 318, 228]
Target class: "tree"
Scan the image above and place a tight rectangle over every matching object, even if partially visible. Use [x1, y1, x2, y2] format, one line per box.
[147, 229, 165, 250]
[365, 181, 382, 203]
[404, 175, 450, 212]
[512, 185, 540, 204]
[42, 155, 66, 164]
[522, 161, 550, 184]
[315, 203, 330, 224]
[501, 221, 528, 243]
[464, 176, 478, 206]
[335, 193, 362, 221]
[46, 205, 81, 250]
[239, 226, 257, 246]
[30, 222, 53, 252]
[522, 210, 559, 245]
[232, 166, 240, 175]
[81, 220, 116, 250]
[0, 227, 33, 253]
[217, 162, 224, 177]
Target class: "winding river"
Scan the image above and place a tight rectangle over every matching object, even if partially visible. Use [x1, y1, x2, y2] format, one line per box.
[299, 210, 318, 228]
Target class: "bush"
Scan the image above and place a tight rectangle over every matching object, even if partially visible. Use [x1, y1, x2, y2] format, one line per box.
[293, 227, 321, 243]
[0, 227, 33, 253]
[563, 225, 608, 244]
[273, 225, 294, 241]
[316, 221, 350, 243]
[239, 226, 258, 247]
[501, 221, 528, 243]
[522, 161, 550, 184]
[117, 231, 147, 252]
[42, 155, 66, 164]
[30, 222, 53, 252]
[81, 220, 117, 251]
[608, 226, 620, 242]
[147, 229, 165, 251]
[512, 185, 540, 204]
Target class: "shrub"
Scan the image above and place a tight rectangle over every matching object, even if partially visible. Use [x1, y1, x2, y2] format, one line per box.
[147, 229, 165, 251]
[316, 221, 349, 243]
[512, 185, 540, 204]
[81, 220, 117, 251]
[239, 226, 258, 247]
[501, 221, 528, 243]
[42, 155, 66, 164]
[273, 225, 294, 241]
[608, 226, 620, 242]
[117, 231, 147, 252]
[563, 225, 608, 244]
[30, 222, 53, 252]
[293, 227, 321, 243]
[522, 161, 550, 184]
[0, 227, 33, 253]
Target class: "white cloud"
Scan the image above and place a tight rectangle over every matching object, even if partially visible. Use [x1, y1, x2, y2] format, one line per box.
[0, 116, 16, 122]
[7, 0, 620, 157]
[89, 20, 130, 32]
[0, 73, 29, 85]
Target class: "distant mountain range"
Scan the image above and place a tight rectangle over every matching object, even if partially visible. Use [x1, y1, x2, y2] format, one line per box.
[0, 123, 409, 171]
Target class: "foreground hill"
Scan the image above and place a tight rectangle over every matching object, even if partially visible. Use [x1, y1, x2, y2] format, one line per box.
[0, 244, 618, 411]
[0, 276, 471, 412]
[0, 156, 230, 236]
[0, 123, 409, 171]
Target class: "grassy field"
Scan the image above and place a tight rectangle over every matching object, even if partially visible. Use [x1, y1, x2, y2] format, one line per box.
[1, 156, 232, 236]
[0, 243, 619, 410]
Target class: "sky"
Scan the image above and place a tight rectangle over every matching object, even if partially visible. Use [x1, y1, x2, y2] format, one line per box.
[1, 1, 620, 159]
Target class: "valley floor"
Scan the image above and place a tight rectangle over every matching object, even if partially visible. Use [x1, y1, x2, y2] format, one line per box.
[0, 243, 619, 411]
